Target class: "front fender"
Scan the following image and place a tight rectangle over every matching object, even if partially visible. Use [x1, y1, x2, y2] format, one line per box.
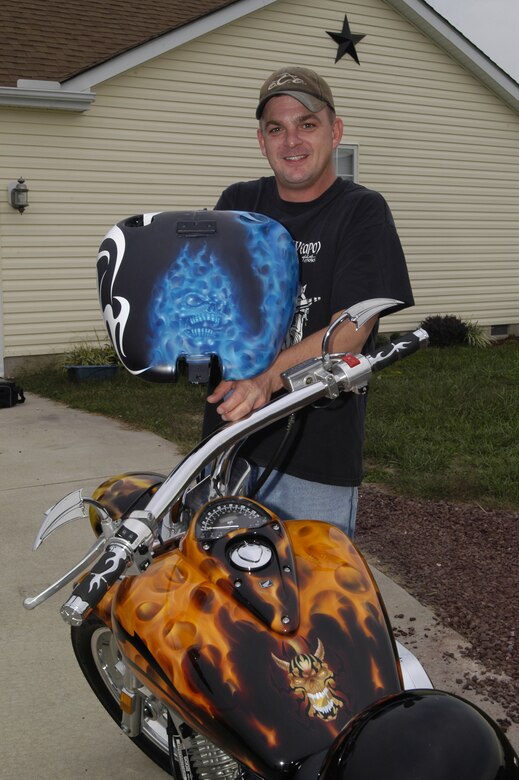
[89, 472, 166, 535]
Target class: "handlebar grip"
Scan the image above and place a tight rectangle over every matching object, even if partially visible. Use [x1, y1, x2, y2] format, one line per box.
[60, 543, 129, 626]
[368, 328, 428, 373]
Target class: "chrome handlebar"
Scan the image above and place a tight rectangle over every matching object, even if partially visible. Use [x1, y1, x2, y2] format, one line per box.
[26, 297, 428, 625]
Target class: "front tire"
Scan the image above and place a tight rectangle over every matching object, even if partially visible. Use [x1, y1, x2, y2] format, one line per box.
[71, 614, 172, 774]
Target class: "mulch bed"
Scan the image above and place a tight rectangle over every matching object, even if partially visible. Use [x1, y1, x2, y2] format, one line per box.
[355, 485, 518, 724]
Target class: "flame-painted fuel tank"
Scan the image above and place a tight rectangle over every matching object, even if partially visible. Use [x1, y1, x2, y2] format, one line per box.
[96, 210, 299, 382]
[110, 501, 403, 779]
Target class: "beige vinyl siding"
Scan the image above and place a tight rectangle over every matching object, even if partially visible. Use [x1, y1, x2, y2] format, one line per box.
[1, 0, 518, 362]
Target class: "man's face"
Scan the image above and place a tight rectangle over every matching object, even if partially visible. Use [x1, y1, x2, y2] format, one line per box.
[257, 95, 344, 202]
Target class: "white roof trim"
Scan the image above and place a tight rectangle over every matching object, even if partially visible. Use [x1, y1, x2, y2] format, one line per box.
[386, 0, 519, 112]
[64, 0, 279, 92]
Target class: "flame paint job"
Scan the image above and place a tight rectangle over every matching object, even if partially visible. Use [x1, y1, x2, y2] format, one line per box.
[100, 502, 402, 779]
[89, 473, 166, 535]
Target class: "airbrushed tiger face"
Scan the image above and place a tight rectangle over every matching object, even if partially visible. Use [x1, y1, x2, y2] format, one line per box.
[272, 639, 344, 720]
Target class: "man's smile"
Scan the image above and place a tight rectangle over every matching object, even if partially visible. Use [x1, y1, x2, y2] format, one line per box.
[257, 94, 343, 200]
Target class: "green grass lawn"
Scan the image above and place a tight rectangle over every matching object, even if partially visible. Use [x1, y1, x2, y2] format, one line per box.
[363, 342, 519, 509]
[20, 341, 519, 510]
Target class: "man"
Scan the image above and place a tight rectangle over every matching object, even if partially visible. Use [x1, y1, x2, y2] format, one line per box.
[203, 66, 414, 536]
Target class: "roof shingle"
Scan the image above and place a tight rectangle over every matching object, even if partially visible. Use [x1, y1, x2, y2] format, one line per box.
[0, 0, 238, 87]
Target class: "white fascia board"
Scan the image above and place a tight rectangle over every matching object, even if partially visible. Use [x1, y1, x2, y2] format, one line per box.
[63, 0, 278, 92]
[0, 81, 95, 111]
[386, 0, 519, 112]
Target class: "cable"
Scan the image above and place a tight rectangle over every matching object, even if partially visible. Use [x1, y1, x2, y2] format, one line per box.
[248, 413, 297, 499]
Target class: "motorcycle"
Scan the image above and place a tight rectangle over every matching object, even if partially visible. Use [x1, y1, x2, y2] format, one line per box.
[24, 212, 518, 779]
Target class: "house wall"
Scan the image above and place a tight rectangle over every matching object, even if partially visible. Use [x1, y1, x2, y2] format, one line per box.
[0, 0, 518, 368]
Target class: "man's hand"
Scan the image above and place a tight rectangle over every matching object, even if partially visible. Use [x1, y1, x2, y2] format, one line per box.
[207, 312, 378, 423]
[206, 370, 276, 422]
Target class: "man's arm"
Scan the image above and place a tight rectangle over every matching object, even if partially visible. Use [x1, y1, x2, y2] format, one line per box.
[207, 313, 377, 422]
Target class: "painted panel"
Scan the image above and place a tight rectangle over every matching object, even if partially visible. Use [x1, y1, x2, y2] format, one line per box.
[0, 0, 518, 361]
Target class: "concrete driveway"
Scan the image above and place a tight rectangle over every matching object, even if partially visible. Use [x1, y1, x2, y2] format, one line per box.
[1, 394, 516, 778]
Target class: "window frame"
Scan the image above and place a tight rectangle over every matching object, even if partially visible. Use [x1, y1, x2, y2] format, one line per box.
[334, 143, 359, 182]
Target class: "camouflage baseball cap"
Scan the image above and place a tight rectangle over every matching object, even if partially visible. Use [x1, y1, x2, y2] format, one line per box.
[256, 66, 335, 119]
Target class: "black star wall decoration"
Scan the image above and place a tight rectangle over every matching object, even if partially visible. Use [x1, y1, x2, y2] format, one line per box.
[326, 13, 366, 64]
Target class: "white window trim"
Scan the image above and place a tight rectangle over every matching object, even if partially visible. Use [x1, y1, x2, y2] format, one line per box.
[335, 144, 359, 182]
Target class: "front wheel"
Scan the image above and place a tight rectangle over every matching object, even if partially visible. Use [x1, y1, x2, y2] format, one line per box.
[71, 615, 249, 779]
[71, 614, 172, 774]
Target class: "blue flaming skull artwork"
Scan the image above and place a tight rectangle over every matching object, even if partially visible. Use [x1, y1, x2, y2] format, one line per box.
[97, 211, 299, 382]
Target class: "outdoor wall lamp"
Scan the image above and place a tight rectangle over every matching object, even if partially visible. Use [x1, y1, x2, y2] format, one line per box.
[8, 177, 29, 213]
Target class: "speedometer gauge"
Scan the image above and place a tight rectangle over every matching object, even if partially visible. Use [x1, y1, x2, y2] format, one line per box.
[195, 498, 270, 541]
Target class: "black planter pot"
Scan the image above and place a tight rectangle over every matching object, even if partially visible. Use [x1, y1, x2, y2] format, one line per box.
[66, 365, 118, 383]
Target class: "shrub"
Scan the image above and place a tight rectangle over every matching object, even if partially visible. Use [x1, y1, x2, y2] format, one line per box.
[63, 340, 119, 366]
[465, 321, 492, 348]
[419, 315, 468, 348]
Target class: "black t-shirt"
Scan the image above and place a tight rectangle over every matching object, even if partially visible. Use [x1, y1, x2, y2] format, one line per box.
[203, 176, 414, 486]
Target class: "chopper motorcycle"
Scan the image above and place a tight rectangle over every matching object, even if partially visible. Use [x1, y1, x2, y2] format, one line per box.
[24, 211, 519, 779]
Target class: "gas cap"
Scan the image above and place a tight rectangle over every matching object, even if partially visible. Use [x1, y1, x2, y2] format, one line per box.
[229, 540, 272, 571]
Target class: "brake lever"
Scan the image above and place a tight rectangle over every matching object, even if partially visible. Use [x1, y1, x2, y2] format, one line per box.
[321, 297, 403, 369]
[23, 536, 106, 610]
[33, 489, 114, 550]
[25, 489, 118, 610]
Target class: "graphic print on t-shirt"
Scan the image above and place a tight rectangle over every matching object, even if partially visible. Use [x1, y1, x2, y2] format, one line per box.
[285, 284, 321, 346]
[295, 240, 321, 264]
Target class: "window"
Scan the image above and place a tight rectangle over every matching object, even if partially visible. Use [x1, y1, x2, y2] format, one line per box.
[491, 324, 508, 337]
[335, 144, 358, 182]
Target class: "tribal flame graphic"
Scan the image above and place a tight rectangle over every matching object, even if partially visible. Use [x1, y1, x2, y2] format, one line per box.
[89, 545, 127, 593]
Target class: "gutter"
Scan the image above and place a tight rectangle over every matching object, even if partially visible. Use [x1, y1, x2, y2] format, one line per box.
[0, 0, 278, 107]
[0, 80, 95, 111]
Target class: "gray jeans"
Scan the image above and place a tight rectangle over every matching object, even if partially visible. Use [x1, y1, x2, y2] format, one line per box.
[250, 466, 358, 538]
